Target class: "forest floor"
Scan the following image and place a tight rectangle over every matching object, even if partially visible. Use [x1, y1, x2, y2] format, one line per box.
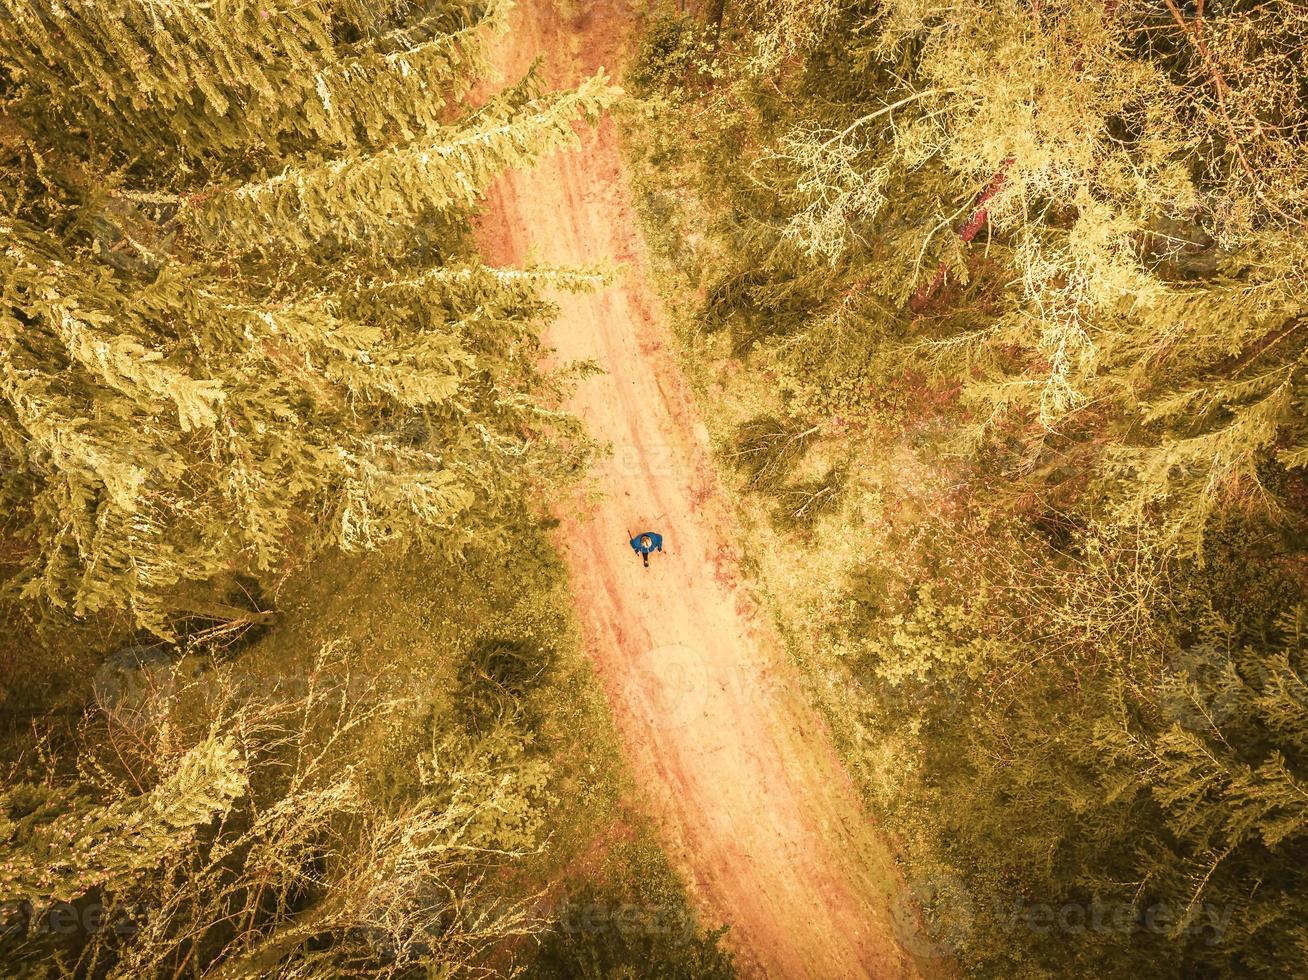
[478, 3, 940, 977]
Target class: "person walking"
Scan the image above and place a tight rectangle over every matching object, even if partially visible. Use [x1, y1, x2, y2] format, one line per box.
[629, 530, 664, 568]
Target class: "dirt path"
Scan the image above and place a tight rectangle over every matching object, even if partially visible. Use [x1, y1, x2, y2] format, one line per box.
[479, 5, 932, 977]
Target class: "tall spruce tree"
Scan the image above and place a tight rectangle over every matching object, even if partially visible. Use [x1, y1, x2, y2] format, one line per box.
[0, 0, 617, 634]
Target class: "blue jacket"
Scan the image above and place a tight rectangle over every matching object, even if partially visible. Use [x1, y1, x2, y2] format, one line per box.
[630, 532, 663, 555]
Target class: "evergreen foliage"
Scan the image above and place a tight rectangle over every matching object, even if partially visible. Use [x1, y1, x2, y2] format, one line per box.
[0, 735, 247, 907]
[0, 0, 618, 634]
[527, 857, 736, 980]
[0, 644, 550, 977]
[636, 0, 1308, 550]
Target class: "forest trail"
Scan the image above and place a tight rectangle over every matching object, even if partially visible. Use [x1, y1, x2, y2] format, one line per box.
[479, 4, 932, 977]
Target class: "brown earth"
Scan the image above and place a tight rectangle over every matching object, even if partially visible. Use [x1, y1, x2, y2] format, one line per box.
[478, 4, 942, 976]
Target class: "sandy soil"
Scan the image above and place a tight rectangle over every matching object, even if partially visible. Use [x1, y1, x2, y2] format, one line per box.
[478, 4, 936, 976]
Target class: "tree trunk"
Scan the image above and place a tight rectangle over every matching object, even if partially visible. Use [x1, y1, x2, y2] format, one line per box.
[704, 0, 727, 36]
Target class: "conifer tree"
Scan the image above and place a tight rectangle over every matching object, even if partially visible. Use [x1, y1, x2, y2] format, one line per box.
[1092, 604, 1308, 976]
[0, 735, 247, 907]
[0, 646, 550, 977]
[0, 0, 617, 633]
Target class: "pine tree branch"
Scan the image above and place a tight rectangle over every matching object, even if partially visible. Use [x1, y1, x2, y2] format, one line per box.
[820, 88, 943, 148]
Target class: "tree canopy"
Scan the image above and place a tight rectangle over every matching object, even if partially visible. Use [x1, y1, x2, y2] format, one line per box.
[644, 0, 1308, 549]
[0, 0, 617, 633]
